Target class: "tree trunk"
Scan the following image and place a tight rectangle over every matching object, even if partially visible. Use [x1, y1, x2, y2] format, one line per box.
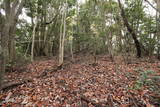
[0, 29, 9, 88]
[31, 19, 38, 62]
[8, 26, 16, 62]
[70, 38, 74, 61]
[69, 28, 74, 61]
[59, 2, 67, 66]
[0, 0, 11, 88]
[117, 0, 141, 58]
[59, 13, 64, 66]
[155, 0, 160, 59]
[0, 0, 24, 88]
[107, 32, 114, 61]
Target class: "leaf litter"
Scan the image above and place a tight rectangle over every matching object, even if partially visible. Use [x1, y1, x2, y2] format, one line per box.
[0, 55, 160, 107]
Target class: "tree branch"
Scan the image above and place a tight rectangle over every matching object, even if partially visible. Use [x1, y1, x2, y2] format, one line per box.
[44, 13, 59, 25]
[144, 0, 160, 13]
[15, 0, 25, 19]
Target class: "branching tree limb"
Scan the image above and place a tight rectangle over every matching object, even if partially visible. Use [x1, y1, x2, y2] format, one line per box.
[144, 0, 160, 13]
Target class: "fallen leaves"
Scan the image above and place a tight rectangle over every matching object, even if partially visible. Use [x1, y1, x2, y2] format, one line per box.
[5, 92, 12, 102]
[0, 55, 160, 106]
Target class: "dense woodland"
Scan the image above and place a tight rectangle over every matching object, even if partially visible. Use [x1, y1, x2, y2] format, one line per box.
[0, 0, 160, 106]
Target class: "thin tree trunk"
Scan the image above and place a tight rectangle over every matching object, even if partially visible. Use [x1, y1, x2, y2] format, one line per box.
[117, 0, 141, 58]
[70, 28, 74, 61]
[155, 0, 160, 59]
[59, 2, 67, 66]
[0, 12, 3, 88]
[31, 20, 38, 62]
[59, 12, 64, 66]
[70, 41, 74, 61]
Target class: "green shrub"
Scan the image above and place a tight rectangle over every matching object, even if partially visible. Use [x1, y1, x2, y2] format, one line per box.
[134, 70, 155, 89]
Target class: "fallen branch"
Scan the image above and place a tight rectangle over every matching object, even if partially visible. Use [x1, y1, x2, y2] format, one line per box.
[0, 60, 73, 91]
[0, 78, 32, 91]
[1, 69, 50, 91]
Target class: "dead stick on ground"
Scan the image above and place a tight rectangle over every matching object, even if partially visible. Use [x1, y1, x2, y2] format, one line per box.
[0, 78, 33, 91]
[0, 62, 72, 91]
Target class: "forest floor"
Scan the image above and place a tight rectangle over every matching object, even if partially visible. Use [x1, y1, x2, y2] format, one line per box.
[0, 55, 160, 107]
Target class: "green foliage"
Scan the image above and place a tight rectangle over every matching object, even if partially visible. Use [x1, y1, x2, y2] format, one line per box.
[134, 70, 160, 92]
[9, 0, 160, 59]
[134, 70, 153, 89]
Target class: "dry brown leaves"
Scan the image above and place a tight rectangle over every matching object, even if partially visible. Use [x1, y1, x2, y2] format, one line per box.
[0, 56, 160, 107]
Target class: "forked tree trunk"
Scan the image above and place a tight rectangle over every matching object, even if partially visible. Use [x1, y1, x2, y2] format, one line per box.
[0, 0, 24, 88]
[8, 0, 24, 62]
[117, 0, 142, 58]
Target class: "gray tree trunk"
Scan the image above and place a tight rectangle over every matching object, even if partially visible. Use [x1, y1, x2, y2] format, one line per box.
[0, 0, 24, 89]
[59, 2, 67, 66]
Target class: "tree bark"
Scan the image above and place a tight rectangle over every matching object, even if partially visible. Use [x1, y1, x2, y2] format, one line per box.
[154, 0, 160, 59]
[59, 2, 67, 66]
[31, 19, 38, 62]
[117, 0, 142, 58]
[0, 0, 11, 88]
[0, 0, 24, 88]
[8, 0, 24, 62]
[59, 12, 64, 66]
